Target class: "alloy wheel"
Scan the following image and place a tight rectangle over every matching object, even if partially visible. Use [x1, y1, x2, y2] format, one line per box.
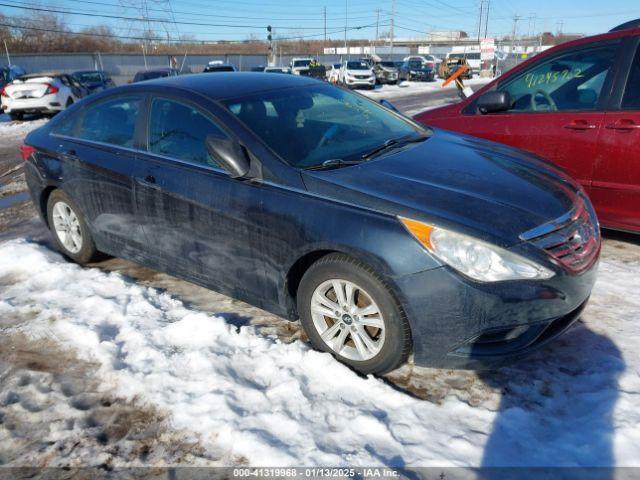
[52, 201, 83, 254]
[310, 279, 385, 361]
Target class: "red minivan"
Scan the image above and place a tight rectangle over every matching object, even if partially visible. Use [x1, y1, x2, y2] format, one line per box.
[415, 20, 640, 233]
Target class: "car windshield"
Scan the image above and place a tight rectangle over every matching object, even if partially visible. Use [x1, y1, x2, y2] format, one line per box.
[408, 61, 424, 69]
[347, 61, 369, 70]
[225, 84, 427, 169]
[379, 62, 395, 68]
[76, 72, 102, 83]
[293, 60, 311, 67]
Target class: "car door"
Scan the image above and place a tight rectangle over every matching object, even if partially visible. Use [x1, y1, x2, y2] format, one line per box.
[133, 94, 267, 298]
[591, 37, 640, 231]
[452, 40, 623, 191]
[51, 94, 147, 256]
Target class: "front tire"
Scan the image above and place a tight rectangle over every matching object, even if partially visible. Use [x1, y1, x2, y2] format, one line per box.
[8, 112, 23, 121]
[47, 190, 98, 264]
[297, 254, 411, 374]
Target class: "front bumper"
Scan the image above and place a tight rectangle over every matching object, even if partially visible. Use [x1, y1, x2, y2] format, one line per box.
[345, 76, 375, 88]
[408, 71, 434, 81]
[394, 257, 598, 368]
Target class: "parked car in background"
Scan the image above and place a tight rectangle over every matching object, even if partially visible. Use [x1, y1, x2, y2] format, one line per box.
[290, 58, 313, 75]
[22, 73, 599, 374]
[72, 70, 115, 93]
[447, 52, 481, 74]
[404, 55, 436, 70]
[437, 56, 472, 80]
[327, 63, 341, 83]
[399, 59, 435, 82]
[415, 20, 640, 233]
[0, 65, 26, 90]
[203, 64, 236, 73]
[264, 66, 291, 74]
[1, 72, 87, 120]
[340, 60, 375, 89]
[373, 61, 399, 84]
[132, 68, 178, 83]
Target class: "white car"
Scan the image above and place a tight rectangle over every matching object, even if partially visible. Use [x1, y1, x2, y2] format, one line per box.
[289, 58, 313, 75]
[1, 73, 86, 120]
[339, 60, 375, 89]
[327, 63, 341, 83]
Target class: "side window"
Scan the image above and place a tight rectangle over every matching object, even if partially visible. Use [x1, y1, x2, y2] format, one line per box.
[59, 75, 71, 87]
[622, 46, 640, 110]
[77, 96, 141, 147]
[148, 98, 225, 167]
[498, 42, 618, 112]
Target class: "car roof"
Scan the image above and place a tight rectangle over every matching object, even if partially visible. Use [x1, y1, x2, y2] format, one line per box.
[123, 72, 320, 100]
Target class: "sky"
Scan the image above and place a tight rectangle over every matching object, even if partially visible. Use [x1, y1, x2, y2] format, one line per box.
[1, 0, 639, 43]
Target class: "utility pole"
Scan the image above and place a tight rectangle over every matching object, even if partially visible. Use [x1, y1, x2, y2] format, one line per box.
[477, 0, 484, 42]
[344, 0, 348, 57]
[375, 8, 380, 47]
[483, 0, 490, 38]
[323, 6, 327, 48]
[390, 0, 395, 56]
[511, 15, 521, 61]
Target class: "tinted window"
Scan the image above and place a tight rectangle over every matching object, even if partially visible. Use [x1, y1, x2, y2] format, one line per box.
[622, 46, 640, 110]
[498, 42, 618, 112]
[225, 84, 424, 169]
[148, 98, 225, 167]
[77, 96, 141, 147]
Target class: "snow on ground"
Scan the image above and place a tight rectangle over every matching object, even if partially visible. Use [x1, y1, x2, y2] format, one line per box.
[0, 116, 47, 135]
[1, 239, 639, 467]
[361, 77, 493, 100]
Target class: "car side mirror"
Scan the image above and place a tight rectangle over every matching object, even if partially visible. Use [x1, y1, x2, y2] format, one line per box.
[206, 135, 251, 179]
[379, 99, 399, 112]
[477, 91, 512, 114]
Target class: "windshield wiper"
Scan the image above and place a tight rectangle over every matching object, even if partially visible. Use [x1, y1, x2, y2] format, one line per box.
[361, 133, 430, 160]
[304, 158, 363, 171]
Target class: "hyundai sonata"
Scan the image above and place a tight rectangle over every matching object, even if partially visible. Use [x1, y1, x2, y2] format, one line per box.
[22, 73, 600, 374]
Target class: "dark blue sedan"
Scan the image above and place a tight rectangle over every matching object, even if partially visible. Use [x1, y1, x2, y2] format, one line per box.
[22, 73, 600, 374]
[72, 70, 115, 93]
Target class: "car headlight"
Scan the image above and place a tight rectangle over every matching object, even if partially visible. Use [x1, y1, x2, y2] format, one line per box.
[399, 217, 554, 282]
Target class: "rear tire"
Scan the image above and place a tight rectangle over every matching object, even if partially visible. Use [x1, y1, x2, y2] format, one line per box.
[297, 253, 411, 375]
[8, 112, 23, 121]
[47, 189, 99, 264]
[65, 97, 74, 108]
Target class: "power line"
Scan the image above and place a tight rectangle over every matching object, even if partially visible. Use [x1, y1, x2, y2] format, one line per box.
[1, 19, 388, 42]
[0, 1, 353, 30]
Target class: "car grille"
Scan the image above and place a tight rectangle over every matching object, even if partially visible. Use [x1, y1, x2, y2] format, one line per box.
[520, 199, 600, 273]
[355, 75, 370, 79]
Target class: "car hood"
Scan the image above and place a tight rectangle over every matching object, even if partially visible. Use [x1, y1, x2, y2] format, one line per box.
[346, 69, 373, 75]
[301, 129, 580, 247]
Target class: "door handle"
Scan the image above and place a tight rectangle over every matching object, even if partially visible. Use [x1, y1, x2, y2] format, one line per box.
[135, 175, 160, 190]
[605, 120, 640, 131]
[563, 120, 596, 130]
